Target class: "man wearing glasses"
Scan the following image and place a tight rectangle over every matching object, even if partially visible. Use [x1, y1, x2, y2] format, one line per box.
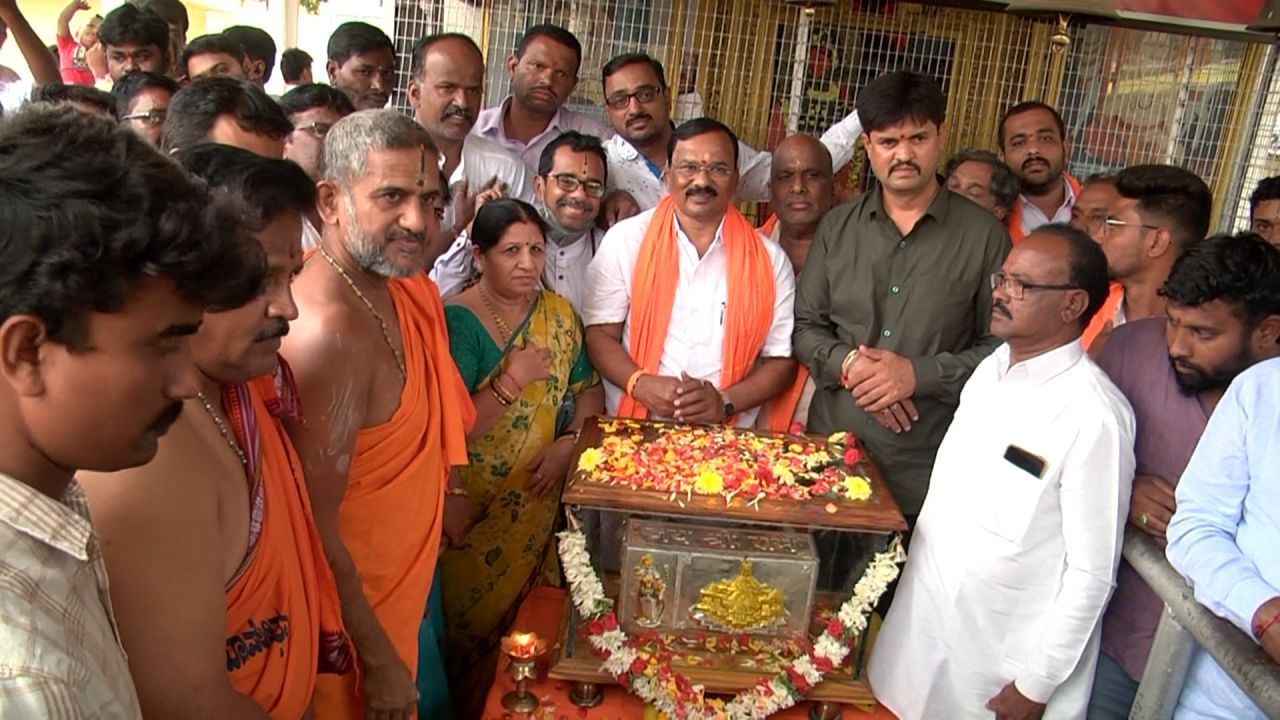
[534, 131, 608, 313]
[408, 33, 533, 297]
[112, 71, 178, 147]
[280, 83, 355, 251]
[1090, 164, 1212, 354]
[870, 223, 1135, 720]
[598, 52, 862, 216]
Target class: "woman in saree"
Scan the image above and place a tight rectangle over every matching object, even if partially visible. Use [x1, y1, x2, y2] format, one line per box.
[437, 198, 603, 714]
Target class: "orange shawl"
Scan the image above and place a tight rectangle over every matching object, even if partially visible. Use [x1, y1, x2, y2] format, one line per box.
[312, 274, 474, 720]
[755, 214, 810, 432]
[616, 196, 775, 419]
[1083, 282, 1125, 350]
[1007, 173, 1082, 244]
[224, 370, 352, 718]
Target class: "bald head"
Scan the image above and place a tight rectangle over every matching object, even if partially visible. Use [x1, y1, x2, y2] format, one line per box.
[769, 134, 835, 234]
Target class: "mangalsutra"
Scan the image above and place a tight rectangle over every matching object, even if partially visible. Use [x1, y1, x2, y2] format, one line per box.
[477, 283, 529, 346]
[318, 247, 407, 378]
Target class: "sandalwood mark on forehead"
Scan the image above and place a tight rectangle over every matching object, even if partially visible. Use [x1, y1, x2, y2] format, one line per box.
[416, 146, 431, 188]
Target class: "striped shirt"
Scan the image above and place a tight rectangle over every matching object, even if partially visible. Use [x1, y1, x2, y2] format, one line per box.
[0, 473, 142, 718]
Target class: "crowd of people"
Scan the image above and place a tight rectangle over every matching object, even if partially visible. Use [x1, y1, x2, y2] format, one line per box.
[0, 2, 1278, 719]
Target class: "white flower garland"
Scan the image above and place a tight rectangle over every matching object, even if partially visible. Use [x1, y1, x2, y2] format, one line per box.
[557, 516, 905, 720]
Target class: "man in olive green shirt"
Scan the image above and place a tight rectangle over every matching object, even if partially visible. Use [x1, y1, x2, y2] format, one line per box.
[794, 71, 1009, 519]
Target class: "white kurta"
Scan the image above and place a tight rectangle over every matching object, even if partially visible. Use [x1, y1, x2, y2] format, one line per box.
[868, 341, 1135, 720]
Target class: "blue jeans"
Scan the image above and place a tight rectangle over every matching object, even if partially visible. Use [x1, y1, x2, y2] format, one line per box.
[1088, 651, 1139, 720]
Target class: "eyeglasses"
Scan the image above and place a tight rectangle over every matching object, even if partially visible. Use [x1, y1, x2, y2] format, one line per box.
[1103, 218, 1159, 236]
[548, 173, 605, 198]
[604, 85, 662, 110]
[294, 122, 333, 138]
[990, 271, 1080, 300]
[121, 109, 166, 126]
[670, 162, 734, 180]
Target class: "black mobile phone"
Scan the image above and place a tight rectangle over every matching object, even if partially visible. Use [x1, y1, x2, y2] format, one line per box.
[1004, 444, 1047, 479]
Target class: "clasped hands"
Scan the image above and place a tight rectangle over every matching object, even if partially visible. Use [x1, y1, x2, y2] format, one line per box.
[633, 371, 726, 424]
[842, 345, 919, 433]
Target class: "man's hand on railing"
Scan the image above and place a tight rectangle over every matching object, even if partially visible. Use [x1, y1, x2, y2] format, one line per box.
[1129, 474, 1176, 539]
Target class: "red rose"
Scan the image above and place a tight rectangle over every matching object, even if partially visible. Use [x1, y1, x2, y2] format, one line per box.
[826, 619, 843, 637]
[630, 657, 647, 675]
[587, 620, 604, 636]
[786, 667, 811, 692]
[789, 421, 805, 435]
[812, 654, 834, 673]
[603, 613, 618, 632]
[843, 447, 861, 466]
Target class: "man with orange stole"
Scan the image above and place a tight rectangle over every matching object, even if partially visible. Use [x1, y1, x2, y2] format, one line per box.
[79, 145, 351, 718]
[281, 109, 474, 720]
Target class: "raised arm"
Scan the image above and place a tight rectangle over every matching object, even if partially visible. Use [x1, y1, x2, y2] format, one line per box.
[57, 0, 87, 40]
[0, 0, 60, 86]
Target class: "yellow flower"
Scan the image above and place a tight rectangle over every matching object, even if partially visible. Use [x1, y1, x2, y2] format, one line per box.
[828, 431, 849, 445]
[578, 447, 606, 473]
[771, 460, 796, 485]
[839, 475, 872, 501]
[693, 468, 724, 495]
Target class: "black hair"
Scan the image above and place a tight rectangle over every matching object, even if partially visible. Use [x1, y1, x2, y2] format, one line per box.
[134, 0, 188, 33]
[0, 105, 265, 347]
[998, 101, 1066, 148]
[279, 83, 355, 120]
[1030, 223, 1110, 329]
[176, 143, 316, 231]
[29, 83, 118, 118]
[667, 117, 740, 167]
[161, 77, 292, 153]
[1114, 164, 1212, 249]
[1161, 232, 1280, 327]
[326, 21, 393, 66]
[856, 71, 945, 134]
[472, 198, 547, 254]
[514, 23, 581, 72]
[223, 26, 276, 83]
[180, 33, 246, 76]
[1249, 176, 1280, 216]
[99, 4, 170, 60]
[409, 32, 482, 80]
[601, 52, 666, 88]
[280, 47, 312, 83]
[1083, 172, 1117, 186]
[110, 70, 179, 117]
[537, 131, 607, 182]
[943, 148, 1018, 213]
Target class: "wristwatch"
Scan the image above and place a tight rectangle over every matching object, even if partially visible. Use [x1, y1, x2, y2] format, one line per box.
[721, 393, 736, 421]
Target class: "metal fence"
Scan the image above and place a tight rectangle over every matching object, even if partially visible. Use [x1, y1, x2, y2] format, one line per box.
[391, 0, 1278, 231]
[1123, 527, 1280, 719]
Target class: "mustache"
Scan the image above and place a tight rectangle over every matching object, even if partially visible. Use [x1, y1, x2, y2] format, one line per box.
[685, 185, 718, 199]
[388, 228, 426, 245]
[890, 160, 919, 174]
[151, 401, 184, 435]
[992, 299, 1012, 319]
[556, 196, 596, 213]
[626, 112, 652, 124]
[254, 319, 289, 343]
[1022, 157, 1049, 170]
[442, 105, 475, 123]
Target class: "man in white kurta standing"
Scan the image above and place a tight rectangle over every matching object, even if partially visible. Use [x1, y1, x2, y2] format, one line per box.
[868, 223, 1136, 720]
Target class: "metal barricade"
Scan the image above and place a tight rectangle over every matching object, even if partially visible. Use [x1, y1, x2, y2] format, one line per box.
[1122, 527, 1280, 719]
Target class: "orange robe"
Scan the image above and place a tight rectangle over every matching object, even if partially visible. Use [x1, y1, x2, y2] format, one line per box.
[1006, 173, 1082, 244]
[224, 372, 353, 718]
[312, 274, 474, 720]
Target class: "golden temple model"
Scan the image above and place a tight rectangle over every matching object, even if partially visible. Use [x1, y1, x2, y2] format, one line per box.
[692, 558, 787, 632]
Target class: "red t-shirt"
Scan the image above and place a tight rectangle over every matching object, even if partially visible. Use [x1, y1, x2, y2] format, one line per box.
[57, 35, 96, 86]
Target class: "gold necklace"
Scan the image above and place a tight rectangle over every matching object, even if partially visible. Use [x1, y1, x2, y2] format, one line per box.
[196, 390, 248, 466]
[318, 247, 407, 378]
[477, 283, 530, 345]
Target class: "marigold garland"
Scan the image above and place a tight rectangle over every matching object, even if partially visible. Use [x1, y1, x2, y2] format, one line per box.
[557, 515, 905, 719]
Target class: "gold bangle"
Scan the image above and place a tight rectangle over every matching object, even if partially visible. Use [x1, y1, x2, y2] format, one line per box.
[489, 379, 513, 406]
[492, 374, 518, 403]
[841, 348, 860, 373]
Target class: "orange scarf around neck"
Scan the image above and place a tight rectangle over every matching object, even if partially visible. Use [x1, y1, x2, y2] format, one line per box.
[1007, 172, 1082, 244]
[617, 195, 776, 419]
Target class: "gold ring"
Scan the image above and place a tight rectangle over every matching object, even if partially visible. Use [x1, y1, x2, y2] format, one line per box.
[1140, 513, 1149, 526]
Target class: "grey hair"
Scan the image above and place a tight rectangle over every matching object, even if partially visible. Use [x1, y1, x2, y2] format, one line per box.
[320, 109, 438, 187]
[944, 148, 1019, 214]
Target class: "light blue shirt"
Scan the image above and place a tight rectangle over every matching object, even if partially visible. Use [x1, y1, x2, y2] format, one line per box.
[1166, 357, 1280, 719]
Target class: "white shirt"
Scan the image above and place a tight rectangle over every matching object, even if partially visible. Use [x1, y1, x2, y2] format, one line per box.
[430, 135, 536, 299]
[604, 110, 864, 210]
[473, 96, 613, 178]
[0, 474, 143, 719]
[869, 341, 1135, 720]
[582, 207, 796, 427]
[541, 226, 605, 314]
[1017, 176, 1078, 236]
